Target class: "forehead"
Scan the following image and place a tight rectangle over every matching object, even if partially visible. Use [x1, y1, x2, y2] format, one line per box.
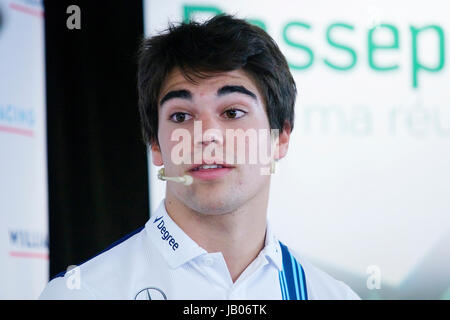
[159, 68, 262, 99]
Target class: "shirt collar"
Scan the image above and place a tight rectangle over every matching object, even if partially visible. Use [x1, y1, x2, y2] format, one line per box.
[145, 199, 207, 269]
[146, 199, 283, 271]
[260, 219, 283, 271]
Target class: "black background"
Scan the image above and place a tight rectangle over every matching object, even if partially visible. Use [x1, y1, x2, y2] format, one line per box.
[44, 0, 149, 278]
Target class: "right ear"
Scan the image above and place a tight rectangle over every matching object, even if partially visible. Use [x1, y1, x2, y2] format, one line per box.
[150, 140, 163, 166]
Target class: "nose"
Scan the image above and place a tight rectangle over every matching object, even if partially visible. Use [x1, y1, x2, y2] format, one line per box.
[194, 113, 224, 147]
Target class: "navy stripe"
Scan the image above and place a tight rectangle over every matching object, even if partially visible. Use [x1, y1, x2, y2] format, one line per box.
[290, 252, 301, 299]
[51, 226, 145, 280]
[278, 241, 308, 300]
[279, 241, 297, 299]
[293, 258, 304, 299]
[299, 262, 308, 300]
[281, 270, 289, 299]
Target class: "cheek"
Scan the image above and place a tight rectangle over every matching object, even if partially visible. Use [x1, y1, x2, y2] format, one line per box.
[234, 165, 269, 197]
[157, 129, 176, 164]
[159, 127, 196, 166]
[223, 134, 272, 166]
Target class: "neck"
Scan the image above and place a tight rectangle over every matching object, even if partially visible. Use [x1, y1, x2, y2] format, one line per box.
[165, 185, 270, 283]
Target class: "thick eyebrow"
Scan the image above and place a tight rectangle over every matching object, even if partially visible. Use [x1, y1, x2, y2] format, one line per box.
[217, 85, 257, 100]
[159, 89, 192, 107]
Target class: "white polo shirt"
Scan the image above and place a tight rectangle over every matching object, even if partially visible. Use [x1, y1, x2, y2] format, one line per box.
[39, 199, 360, 300]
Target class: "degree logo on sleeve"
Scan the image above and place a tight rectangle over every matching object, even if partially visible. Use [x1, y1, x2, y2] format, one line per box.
[153, 216, 179, 251]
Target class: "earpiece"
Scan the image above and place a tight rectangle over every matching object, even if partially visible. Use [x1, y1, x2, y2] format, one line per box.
[157, 168, 193, 186]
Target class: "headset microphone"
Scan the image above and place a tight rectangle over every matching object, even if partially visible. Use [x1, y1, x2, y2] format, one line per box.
[157, 168, 193, 186]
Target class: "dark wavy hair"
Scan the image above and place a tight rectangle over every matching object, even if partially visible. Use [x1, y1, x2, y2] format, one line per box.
[137, 14, 296, 145]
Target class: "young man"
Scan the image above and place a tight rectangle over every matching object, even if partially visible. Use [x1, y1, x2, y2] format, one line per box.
[40, 14, 359, 300]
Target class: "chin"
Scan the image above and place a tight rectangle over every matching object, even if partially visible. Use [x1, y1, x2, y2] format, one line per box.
[193, 197, 235, 215]
[186, 192, 244, 216]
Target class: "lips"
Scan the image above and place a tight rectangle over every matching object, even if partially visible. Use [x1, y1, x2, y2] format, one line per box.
[187, 162, 234, 181]
[188, 162, 234, 172]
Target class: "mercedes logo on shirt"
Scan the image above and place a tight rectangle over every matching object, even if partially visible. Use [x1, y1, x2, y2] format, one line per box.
[135, 287, 168, 300]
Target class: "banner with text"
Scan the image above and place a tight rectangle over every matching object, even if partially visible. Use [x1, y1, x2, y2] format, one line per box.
[0, 0, 48, 299]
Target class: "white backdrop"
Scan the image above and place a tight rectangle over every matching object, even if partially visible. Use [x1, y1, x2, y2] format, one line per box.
[144, 0, 450, 299]
[0, 0, 48, 299]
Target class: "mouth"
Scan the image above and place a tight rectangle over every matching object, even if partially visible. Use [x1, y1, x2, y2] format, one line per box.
[189, 164, 232, 171]
[187, 163, 234, 181]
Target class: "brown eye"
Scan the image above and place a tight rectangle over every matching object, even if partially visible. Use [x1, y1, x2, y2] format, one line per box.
[170, 112, 192, 123]
[223, 109, 246, 119]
